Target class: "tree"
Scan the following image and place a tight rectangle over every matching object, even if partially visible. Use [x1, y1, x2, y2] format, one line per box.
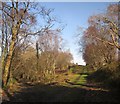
[88, 4, 119, 50]
[77, 4, 118, 70]
[0, 2, 57, 87]
[37, 29, 63, 76]
[1, 2, 31, 86]
[56, 50, 73, 70]
[9, 28, 73, 83]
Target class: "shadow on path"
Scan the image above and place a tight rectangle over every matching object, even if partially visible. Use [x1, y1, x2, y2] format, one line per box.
[4, 82, 119, 102]
[65, 80, 100, 88]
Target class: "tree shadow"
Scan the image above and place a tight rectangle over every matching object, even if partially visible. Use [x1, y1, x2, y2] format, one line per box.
[65, 79, 100, 88]
[3, 82, 119, 102]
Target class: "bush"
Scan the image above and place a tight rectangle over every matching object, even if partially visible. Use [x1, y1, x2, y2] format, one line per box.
[103, 62, 119, 72]
[69, 65, 87, 74]
[107, 67, 120, 88]
[87, 63, 120, 89]
[87, 69, 112, 83]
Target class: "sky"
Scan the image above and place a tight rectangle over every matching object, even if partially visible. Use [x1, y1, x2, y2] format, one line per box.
[39, 2, 112, 65]
[0, 2, 115, 65]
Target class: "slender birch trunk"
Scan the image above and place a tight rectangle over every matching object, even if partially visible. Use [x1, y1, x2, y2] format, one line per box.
[2, 26, 18, 86]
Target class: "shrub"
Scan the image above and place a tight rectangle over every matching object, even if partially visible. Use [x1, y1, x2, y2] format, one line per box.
[87, 69, 112, 83]
[87, 62, 120, 89]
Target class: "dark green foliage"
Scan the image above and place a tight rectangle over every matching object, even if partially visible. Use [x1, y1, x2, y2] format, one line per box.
[87, 62, 120, 89]
[87, 69, 112, 83]
[107, 65, 120, 89]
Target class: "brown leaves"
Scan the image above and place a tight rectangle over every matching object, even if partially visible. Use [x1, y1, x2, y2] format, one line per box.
[81, 4, 119, 67]
[107, 4, 118, 17]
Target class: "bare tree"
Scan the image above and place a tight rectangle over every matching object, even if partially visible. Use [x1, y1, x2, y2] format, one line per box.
[88, 4, 119, 50]
[0, 2, 58, 87]
[77, 4, 119, 70]
[37, 29, 63, 76]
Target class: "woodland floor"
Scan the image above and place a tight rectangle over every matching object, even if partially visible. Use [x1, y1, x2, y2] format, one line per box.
[2, 73, 120, 102]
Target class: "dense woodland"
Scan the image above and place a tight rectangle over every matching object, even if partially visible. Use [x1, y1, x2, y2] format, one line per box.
[0, 2, 120, 102]
[0, 2, 73, 87]
[79, 3, 120, 88]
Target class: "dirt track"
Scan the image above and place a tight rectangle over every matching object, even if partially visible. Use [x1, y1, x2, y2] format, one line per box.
[3, 82, 119, 102]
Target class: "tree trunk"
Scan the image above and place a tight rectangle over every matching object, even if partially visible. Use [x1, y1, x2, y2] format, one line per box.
[2, 26, 18, 87]
[36, 42, 39, 71]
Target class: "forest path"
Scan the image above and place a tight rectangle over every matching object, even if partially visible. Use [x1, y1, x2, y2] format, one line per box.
[3, 73, 119, 102]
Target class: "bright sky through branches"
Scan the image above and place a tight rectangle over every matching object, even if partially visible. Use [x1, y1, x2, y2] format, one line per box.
[0, 2, 117, 65]
[39, 2, 115, 65]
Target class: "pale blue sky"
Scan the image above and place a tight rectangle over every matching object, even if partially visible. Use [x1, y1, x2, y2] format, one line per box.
[0, 2, 115, 65]
[39, 2, 114, 65]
